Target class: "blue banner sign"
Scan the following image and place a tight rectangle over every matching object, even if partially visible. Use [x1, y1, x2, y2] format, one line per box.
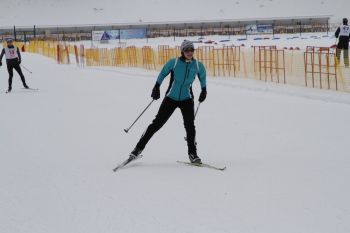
[92, 29, 147, 41]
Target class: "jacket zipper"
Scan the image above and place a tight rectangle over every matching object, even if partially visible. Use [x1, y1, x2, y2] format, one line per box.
[178, 62, 189, 100]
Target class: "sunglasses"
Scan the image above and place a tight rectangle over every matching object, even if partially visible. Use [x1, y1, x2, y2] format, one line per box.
[184, 48, 194, 52]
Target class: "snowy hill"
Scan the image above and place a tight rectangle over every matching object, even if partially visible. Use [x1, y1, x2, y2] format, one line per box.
[1, 51, 350, 233]
[0, 0, 348, 27]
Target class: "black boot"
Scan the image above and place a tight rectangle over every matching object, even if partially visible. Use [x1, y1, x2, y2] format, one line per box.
[7, 87, 12, 93]
[189, 153, 202, 164]
[129, 147, 143, 160]
[24, 84, 29, 89]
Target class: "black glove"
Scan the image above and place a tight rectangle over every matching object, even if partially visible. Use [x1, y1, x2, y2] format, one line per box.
[18, 59, 21, 64]
[151, 83, 160, 100]
[198, 87, 207, 103]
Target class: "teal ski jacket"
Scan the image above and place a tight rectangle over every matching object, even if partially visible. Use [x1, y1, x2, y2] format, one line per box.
[156, 57, 206, 101]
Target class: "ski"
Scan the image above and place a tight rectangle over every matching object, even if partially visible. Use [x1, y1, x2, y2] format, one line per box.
[176, 161, 226, 171]
[5, 88, 39, 93]
[22, 88, 39, 91]
[113, 155, 142, 172]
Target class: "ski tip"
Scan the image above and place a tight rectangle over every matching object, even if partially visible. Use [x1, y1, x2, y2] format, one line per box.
[113, 166, 123, 172]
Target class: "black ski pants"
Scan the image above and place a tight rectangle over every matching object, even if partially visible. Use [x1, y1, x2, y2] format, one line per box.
[336, 49, 349, 67]
[336, 37, 349, 67]
[7, 62, 27, 88]
[136, 97, 197, 155]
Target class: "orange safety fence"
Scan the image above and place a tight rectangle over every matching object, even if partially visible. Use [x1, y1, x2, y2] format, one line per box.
[254, 46, 286, 84]
[24, 40, 83, 65]
[142, 46, 156, 70]
[20, 41, 350, 92]
[304, 46, 338, 90]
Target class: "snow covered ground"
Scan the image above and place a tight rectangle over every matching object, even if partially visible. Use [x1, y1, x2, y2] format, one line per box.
[1, 49, 350, 233]
[85, 33, 337, 50]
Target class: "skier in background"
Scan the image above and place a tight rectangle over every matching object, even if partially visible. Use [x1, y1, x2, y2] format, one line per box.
[335, 18, 350, 67]
[0, 38, 29, 92]
[128, 40, 207, 164]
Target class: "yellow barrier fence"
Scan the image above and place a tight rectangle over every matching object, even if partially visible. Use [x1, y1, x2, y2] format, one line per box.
[21, 41, 350, 92]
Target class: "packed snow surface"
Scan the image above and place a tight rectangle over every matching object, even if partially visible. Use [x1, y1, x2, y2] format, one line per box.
[1, 49, 350, 232]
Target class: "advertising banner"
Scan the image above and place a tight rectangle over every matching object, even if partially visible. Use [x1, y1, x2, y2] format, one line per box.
[92, 31, 105, 41]
[120, 29, 147, 39]
[92, 30, 120, 41]
[257, 24, 273, 33]
[104, 30, 120, 40]
[92, 29, 146, 40]
[245, 24, 257, 35]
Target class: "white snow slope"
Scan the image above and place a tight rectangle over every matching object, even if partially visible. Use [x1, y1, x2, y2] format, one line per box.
[1, 50, 350, 233]
[0, 0, 349, 27]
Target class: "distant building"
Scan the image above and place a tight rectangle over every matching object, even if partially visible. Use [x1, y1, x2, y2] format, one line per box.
[0, 16, 331, 42]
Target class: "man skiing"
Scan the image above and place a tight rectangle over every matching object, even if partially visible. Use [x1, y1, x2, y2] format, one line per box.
[0, 38, 29, 92]
[129, 40, 207, 164]
[335, 18, 350, 67]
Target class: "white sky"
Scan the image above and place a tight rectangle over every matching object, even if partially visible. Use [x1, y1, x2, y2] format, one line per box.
[0, 0, 348, 27]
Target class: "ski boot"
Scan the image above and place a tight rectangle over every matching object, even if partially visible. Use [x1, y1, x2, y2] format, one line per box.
[129, 147, 143, 161]
[189, 153, 202, 164]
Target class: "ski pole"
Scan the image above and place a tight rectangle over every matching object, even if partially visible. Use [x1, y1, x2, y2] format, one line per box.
[194, 102, 201, 119]
[20, 64, 33, 74]
[184, 102, 201, 142]
[124, 99, 154, 133]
